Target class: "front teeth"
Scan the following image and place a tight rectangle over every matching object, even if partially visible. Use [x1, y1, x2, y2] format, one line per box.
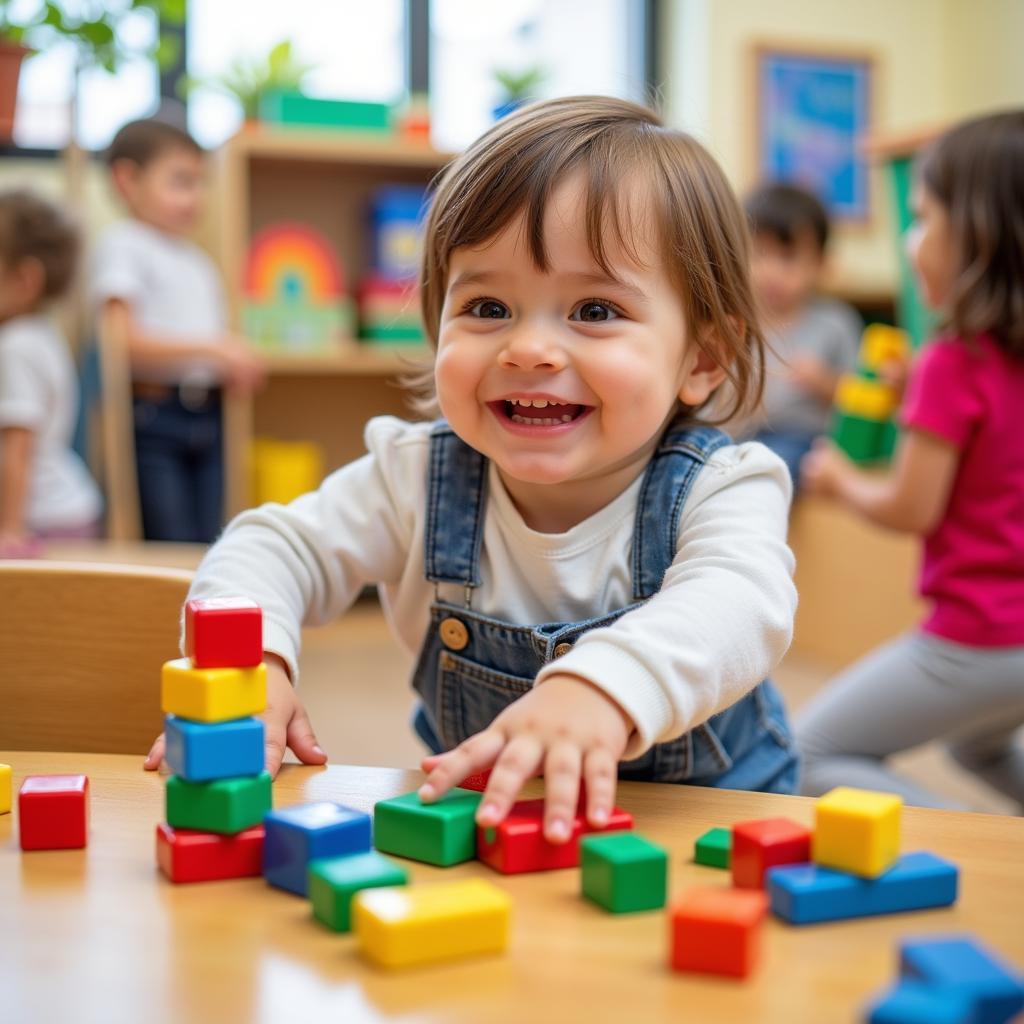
[511, 398, 562, 409]
[510, 413, 574, 425]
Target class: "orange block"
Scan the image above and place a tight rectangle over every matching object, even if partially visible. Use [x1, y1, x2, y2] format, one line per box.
[669, 887, 769, 979]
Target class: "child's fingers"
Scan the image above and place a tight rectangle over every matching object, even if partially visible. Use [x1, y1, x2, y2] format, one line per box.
[143, 733, 165, 771]
[582, 747, 617, 828]
[285, 707, 327, 766]
[264, 726, 287, 778]
[477, 734, 544, 828]
[542, 741, 582, 844]
[419, 730, 503, 802]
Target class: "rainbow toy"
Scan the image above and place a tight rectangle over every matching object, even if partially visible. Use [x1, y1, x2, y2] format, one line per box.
[242, 223, 354, 351]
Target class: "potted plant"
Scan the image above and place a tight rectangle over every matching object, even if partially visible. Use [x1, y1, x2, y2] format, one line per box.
[492, 64, 545, 121]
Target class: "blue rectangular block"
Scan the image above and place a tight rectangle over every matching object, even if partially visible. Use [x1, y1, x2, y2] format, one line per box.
[867, 981, 975, 1024]
[900, 936, 1024, 1024]
[263, 802, 371, 895]
[767, 851, 958, 925]
[164, 714, 265, 782]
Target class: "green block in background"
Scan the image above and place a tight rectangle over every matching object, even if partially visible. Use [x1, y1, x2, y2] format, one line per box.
[581, 832, 668, 914]
[166, 772, 272, 834]
[832, 411, 886, 463]
[373, 788, 482, 866]
[259, 91, 391, 132]
[694, 827, 732, 869]
[879, 418, 900, 460]
[360, 322, 424, 343]
[309, 851, 408, 932]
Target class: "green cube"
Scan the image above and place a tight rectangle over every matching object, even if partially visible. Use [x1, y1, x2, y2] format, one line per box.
[308, 851, 408, 932]
[580, 832, 668, 914]
[165, 772, 272, 834]
[694, 827, 732, 869]
[831, 411, 885, 463]
[372, 788, 482, 866]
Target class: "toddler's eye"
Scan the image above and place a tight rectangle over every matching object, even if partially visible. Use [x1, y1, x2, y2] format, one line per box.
[571, 301, 619, 323]
[468, 299, 510, 319]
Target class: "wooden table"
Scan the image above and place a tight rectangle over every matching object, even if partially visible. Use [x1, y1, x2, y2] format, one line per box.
[2, 753, 1022, 1024]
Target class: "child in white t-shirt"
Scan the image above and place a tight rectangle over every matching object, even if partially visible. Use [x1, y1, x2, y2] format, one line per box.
[146, 97, 798, 842]
[0, 190, 102, 557]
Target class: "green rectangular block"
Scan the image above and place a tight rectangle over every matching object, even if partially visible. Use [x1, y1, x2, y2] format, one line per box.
[831, 411, 885, 463]
[580, 832, 668, 914]
[372, 788, 482, 866]
[694, 827, 732, 869]
[308, 851, 408, 932]
[165, 772, 272, 834]
[259, 91, 391, 132]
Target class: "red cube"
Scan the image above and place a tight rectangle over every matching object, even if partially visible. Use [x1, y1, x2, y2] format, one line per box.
[156, 822, 265, 883]
[19, 775, 89, 850]
[669, 887, 768, 978]
[477, 798, 633, 874]
[731, 817, 811, 889]
[185, 598, 263, 668]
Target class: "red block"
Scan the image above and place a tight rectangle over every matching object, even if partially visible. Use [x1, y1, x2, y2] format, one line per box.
[460, 769, 492, 792]
[19, 775, 89, 850]
[184, 598, 263, 668]
[669, 887, 769, 978]
[156, 822, 265, 883]
[731, 817, 811, 889]
[477, 798, 633, 874]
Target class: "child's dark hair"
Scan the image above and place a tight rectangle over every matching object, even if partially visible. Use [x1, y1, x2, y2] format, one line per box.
[917, 109, 1024, 357]
[0, 189, 78, 301]
[105, 117, 202, 168]
[745, 183, 830, 254]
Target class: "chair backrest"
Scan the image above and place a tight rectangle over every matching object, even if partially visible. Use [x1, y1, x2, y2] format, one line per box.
[0, 561, 192, 754]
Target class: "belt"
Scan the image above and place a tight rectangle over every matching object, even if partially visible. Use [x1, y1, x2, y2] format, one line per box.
[132, 381, 221, 412]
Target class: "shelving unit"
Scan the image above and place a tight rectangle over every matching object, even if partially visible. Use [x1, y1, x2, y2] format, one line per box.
[213, 128, 452, 516]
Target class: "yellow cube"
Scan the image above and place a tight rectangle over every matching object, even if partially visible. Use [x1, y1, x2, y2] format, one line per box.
[0, 763, 11, 815]
[835, 375, 898, 421]
[812, 786, 902, 878]
[161, 658, 267, 722]
[353, 878, 511, 968]
[861, 324, 910, 370]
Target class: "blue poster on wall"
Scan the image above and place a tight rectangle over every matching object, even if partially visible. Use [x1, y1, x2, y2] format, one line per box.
[758, 50, 872, 220]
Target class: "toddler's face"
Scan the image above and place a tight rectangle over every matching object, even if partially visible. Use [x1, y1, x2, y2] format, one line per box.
[116, 146, 206, 236]
[906, 184, 954, 311]
[749, 231, 824, 320]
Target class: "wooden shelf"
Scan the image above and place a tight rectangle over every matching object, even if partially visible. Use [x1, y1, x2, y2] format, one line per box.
[259, 345, 431, 376]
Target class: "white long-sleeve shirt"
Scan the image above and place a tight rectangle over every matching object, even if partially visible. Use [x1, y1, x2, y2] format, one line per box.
[189, 416, 796, 758]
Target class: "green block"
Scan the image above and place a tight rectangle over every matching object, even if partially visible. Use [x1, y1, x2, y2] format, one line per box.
[165, 772, 272, 834]
[694, 827, 732, 869]
[831, 410, 885, 463]
[360, 323, 424, 343]
[259, 91, 391, 132]
[580, 832, 668, 914]
[372, 788, 482, 866]
[308, 851, 408, 932]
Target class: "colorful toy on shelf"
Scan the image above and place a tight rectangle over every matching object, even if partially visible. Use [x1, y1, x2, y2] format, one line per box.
[259, 91, 392, 133]
[0, 762, 10, 815]
[242, 222, 353, 351]
[370, 186, 427, 282]
[357, 274, 423, 343]
[580, 831, 668, 913]
[669, 887, 769, 979]
[308, 851, 408, 933]
[373, 788, 482, 866]
[731, 817, 811, 889]
[251, 438, 324, 507]
[694, 826, 731, 869]
[19, 774, 89, 850]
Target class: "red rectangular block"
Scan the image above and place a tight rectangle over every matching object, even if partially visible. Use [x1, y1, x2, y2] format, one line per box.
[156, 822, 265, 883]
[185, 597, 263, 668]
[477, 798, 633, 874]
[670, 887, 769, 978]
[19, 775, 89, 850]
[731, 817, 811, 889]
[460, 769, 493, 792]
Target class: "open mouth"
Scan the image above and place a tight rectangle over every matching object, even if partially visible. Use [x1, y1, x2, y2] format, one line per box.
[490, 397, 590, 427]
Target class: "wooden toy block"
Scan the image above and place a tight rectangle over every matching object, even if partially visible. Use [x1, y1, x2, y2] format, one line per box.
[263, 802, 372, 895]
[164, 715, 265, 782]
[165, 772, 272, 835]
[308, 851, 408, 932]
[353, 878, 511, 969]
[156, 823, 264, 883]
[373, 788, 482, 866]
[813, 786, 902, 878]
[900, 935, 1024, 1024]
[580, 832, 668, 913]
[184, 597, 263, 668]
[766, 851, 958, 925]
[0, 763, 10, 815]
[477, 798, 633, 874]
[867, 982, 975, 1024]
[161, 658, 267, 723]
[694, 827, 731, 868]
[731, 817, 811, 889]
[19, 774, 89, 850]
[669, 887, 769, 979]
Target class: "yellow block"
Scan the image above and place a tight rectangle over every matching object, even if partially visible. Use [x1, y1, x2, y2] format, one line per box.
[251, 439, 324, 507]
[353, 878, 511, 968]
[860, 324, 911, 370]
[812, 786, 902, 878]
[161, 658, 267, 722]
[0, 763, 10, 814]
[834, 375, 899, 421]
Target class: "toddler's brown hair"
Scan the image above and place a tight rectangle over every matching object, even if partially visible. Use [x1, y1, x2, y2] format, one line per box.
[0, 189, 78, 302]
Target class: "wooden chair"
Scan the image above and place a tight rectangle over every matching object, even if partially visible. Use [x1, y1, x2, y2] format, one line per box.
[0, 561, 192, 754]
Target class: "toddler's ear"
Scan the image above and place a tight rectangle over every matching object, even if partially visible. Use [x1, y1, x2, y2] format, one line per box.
[678, 325, 734, 407]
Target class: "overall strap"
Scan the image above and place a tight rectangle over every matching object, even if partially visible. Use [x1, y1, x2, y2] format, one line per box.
[631, 422, 732, 600]
[423, 421, 489, 589]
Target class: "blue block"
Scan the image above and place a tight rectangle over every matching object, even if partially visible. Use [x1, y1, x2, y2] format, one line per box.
[164, 714, 265, 781]
[263, 802, 371, 895]
[867, 981, 975, 1023]
[900, 936, 1024, 1024]
[767, 851, 958, 925]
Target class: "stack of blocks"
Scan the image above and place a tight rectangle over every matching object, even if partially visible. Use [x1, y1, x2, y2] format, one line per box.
[156, 598, 272, 883]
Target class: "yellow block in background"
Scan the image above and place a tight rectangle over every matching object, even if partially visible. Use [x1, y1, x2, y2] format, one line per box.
[161, 659, 267, 723]
[812, 786, 902, 879]
[834, 374, 899, 421]
[251, 439, 324, 507]
[0, 763, 10, 814]
[354, 878, 511, 968]
[860, 324, 911, 370]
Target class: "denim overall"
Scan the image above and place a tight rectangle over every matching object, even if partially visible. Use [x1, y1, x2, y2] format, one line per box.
[410, 420, 799, 794]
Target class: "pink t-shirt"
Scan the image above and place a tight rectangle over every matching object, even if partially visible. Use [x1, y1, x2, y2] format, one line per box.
[901, 334, 1024, 647]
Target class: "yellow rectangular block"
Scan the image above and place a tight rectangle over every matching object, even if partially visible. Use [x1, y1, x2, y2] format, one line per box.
[835, 375, 898, 421]
[353, 878, 511, 968]
[161, 658, 267, 722]
[812, 786, 902, 878]
[0, 763, 10, 815]
[861, 324, 910, 370]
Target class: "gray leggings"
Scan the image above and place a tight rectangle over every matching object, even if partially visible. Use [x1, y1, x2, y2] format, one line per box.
[796, 631, 1024, 810]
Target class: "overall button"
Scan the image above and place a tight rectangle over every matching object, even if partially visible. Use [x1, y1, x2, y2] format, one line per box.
[553, 642, 573, 658]
[439, 617, 469, 651]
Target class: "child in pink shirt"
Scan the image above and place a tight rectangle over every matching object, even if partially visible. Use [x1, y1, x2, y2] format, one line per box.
[797, 109, 1024, 810]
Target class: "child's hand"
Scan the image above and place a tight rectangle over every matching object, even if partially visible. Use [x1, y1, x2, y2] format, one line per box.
[216, 335, 266, 394]
[801, 437, 854, 498]
[418, 673, 634, 844]
[143, 654, 327, 777]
